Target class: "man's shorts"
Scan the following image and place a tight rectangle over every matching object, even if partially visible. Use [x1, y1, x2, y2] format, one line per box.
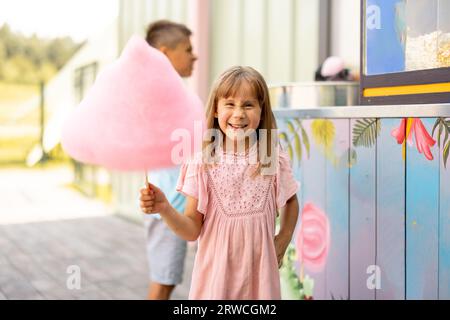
[144, 216, 187, 285]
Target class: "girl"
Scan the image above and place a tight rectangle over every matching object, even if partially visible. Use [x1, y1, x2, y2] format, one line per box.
[140, 66, 299, 300]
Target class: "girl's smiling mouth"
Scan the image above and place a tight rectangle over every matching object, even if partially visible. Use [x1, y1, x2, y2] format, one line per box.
[228, 123, 248, 130]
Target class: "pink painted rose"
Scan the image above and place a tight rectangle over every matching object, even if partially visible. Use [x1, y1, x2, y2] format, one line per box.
[391, 118, 436, 161]
[295, 202, 330, 273]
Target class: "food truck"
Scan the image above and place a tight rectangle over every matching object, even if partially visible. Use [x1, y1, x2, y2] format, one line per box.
[274, 0, 450, 300]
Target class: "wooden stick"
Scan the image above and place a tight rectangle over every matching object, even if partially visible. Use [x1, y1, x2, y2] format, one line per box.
[145, 171, 150, 189]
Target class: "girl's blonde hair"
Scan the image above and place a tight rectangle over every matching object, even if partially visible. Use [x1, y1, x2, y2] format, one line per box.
[202, 66, 278, 175]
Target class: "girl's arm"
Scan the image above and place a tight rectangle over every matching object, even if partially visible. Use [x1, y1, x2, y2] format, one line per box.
[140, 184, 203, 241]
[159, 196, 203, 241]
[274, 194, 299, 267]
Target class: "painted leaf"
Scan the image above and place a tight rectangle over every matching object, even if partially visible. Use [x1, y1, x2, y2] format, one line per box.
[298, 120, 311, 159]
[431, 118, 441, 137]
[287, 120, 302, 162]
[293, 118, 311, 159]
[432, 117, 450, 168]
[311, 119, 335, 149]
[444, 125, 449, 148]
[279, 132, 293, 160]
[444, 140, 450, 169]
[337, 148, 358, 168]
[438, 121, 443, 148]
[352, 118, 380, 148]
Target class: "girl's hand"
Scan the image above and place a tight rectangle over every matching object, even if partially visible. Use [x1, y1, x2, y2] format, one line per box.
[139, 183, 169, 214]
[274, 234, 290, 268]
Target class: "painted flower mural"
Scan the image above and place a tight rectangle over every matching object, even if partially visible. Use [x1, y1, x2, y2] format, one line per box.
[391, 118, 436, 161]
[281, 202, 330, 300]
[352, 117, 449, 167]
[278, 115, 449, 300]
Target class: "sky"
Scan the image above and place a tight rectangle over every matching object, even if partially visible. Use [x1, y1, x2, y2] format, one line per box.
[0, 0, 118, 42]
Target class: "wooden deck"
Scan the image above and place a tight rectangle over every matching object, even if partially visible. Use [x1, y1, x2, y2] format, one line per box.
[0, 216, 195, 300]
[0, 166, 194, 300]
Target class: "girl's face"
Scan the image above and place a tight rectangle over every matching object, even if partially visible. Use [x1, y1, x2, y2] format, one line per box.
[215, 82, 262, 143]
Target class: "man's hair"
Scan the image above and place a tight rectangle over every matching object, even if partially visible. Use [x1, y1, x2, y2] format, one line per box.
[145, 20, 192, 49]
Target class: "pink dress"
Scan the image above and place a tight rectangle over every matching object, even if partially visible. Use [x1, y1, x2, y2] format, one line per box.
[176, 145, 299, 300]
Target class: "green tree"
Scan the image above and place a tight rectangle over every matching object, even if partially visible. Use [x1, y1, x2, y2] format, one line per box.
[0, 41, 6, 78]
[38, 61, 57, 82]
[47, 37, 79, 69]
[0, 23, 80, 83]
[4, 54, 38, 83]
[26, 34, 47, 67]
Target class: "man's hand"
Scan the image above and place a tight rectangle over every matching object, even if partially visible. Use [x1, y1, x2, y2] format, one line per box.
[139, 183, 168, 214]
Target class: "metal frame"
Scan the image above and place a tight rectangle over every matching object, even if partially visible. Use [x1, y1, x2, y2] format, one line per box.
[269, 81, 359, 88]
[274, 103, 450, 119]
[360, 0, 450, 105]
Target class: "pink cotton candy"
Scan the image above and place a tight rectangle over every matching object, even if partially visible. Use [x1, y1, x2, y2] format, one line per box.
[61, 35, 205, 171]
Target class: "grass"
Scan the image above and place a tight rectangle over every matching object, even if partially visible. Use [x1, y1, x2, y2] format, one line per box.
[0, 81, 47, 164]
[0, 81, 41, 125]
[0, 158, 70, 170]
[0, 136, 39, 164]
[0, 82, 38, 103]
[0, 139, 71, 167]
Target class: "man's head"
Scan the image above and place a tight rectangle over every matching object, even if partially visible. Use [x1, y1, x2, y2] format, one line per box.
[146, 20, 197, 77]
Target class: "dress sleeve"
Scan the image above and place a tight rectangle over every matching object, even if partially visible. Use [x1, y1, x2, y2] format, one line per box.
[176, 159, 208, 215]
[275, 149, 300, 209]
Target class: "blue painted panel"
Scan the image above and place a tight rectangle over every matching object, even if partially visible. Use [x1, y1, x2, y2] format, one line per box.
[376, 118, 405, 300]
[406, 118, 439, 299]
[325, 120, 350, 300]
[349, 119, 376, 300]
[300, 119, 327, 299]
[439, 125, 450, 299]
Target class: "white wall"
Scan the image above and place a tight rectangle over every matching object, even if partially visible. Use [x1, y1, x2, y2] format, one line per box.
[210, 0, 321, 85]
[118, 0, 190, 49]
[119, 0, 323, 86]
[330, 0, 361, 73]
